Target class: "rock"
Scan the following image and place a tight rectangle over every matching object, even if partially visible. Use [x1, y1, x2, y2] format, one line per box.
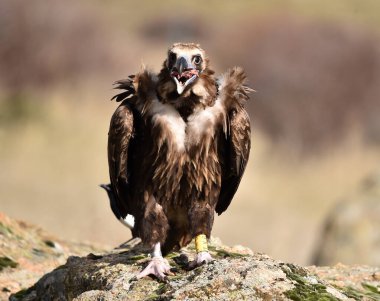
[0, 212, 107, 300]
[310, 264, 380, 300]
[2, 212, 380, 301]
[9, 238, 380, 301]
[312, 172, 380, 266]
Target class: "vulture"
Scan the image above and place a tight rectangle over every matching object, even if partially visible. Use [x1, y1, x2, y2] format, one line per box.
[101, 43, 252, 280]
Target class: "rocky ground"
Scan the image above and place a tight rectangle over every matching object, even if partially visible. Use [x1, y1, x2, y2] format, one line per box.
[0, 212, 107, 300]
[1, 213, 379, 301]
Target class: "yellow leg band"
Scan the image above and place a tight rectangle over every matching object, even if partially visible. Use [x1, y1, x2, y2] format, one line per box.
[195, 234, 208, 253]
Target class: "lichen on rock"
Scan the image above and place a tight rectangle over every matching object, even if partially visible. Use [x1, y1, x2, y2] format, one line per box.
[1, 212, 380, 300]
[0, 212, 106, 300]
[9, 236, 380, 301]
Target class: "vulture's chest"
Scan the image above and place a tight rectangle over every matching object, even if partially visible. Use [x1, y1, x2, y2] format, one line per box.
[146, 101, 224, 206]
[149, 99, 225, 153]
[146, 100, 225, 204]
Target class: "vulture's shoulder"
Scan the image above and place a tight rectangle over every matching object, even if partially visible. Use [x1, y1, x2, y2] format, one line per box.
[111, 70, 158, 109]
[217, 67, 254, 111]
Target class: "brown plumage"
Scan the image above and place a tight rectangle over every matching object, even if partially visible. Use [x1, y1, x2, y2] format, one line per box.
[103, 43, 252, 264]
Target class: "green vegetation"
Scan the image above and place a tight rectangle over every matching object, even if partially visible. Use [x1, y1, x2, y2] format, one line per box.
[10, 286, 36, 300]
[165, 252, 181, 259]
[10, 289, 28, 299]
[145, 283, 173, 301]
[127, 254, 149, 261]
[282, 264, 340, 301]
[0, 256, 18, 271]
[44, 240, 55, 248]
[0, 222, 13, 236]
[213, 248, 248, 258]
[284, 266, 380, 301]
[341, 283, 380, 301]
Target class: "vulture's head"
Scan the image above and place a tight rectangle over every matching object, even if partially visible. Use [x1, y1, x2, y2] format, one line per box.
[166, 43, 207, 95]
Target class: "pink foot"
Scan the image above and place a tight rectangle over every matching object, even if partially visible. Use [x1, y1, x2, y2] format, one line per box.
[137, 257, 173, 280]
[189, 251, 213, 269]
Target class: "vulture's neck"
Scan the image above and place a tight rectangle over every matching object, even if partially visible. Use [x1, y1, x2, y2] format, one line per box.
[157, 68, 218, 122]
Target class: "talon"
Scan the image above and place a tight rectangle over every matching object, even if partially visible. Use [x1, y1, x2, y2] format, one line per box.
[189, 251, 213, 269]
[137, 257, 173, 280]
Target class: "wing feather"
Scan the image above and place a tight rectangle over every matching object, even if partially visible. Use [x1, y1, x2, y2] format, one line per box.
[104, 70, 156, 223]
[216, 108, 251, 215]
[215, 67, 252, 215]
[107, 101, 135, 219]
[111, 75, 136, 102]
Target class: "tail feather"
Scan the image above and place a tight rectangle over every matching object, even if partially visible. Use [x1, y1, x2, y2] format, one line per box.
[99, 184, 135, 230]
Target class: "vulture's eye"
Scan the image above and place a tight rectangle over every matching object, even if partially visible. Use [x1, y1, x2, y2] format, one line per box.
[168, 52, 177, 66]
[193, 55, 202, 65]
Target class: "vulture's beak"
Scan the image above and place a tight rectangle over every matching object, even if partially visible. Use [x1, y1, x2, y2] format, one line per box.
[170, 56, 199, 94]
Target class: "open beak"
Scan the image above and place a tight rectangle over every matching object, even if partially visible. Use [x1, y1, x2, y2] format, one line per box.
[170, 56, 199, 94]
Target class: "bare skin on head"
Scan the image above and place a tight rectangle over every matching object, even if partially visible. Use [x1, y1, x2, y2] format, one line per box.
[102, 42, 253, 280]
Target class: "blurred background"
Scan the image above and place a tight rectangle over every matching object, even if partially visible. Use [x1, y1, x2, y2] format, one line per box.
[1, 0, 380, 266]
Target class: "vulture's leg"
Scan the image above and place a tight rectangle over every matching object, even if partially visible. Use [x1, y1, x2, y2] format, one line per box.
[188, 203, 214, 268]
[137, 242, 173, 280]
[189, 234, 213, 268]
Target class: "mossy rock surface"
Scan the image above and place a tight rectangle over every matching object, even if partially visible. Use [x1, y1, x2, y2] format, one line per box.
[0, 212, 106, 300]
[9, 237, 380, 301]
[0, 256, 18, 271]
[1, 212, 380, 301]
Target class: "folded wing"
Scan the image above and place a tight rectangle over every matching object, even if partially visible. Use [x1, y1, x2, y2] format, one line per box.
[216, 68, 253, 215]
[105, 76, 137, 223]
